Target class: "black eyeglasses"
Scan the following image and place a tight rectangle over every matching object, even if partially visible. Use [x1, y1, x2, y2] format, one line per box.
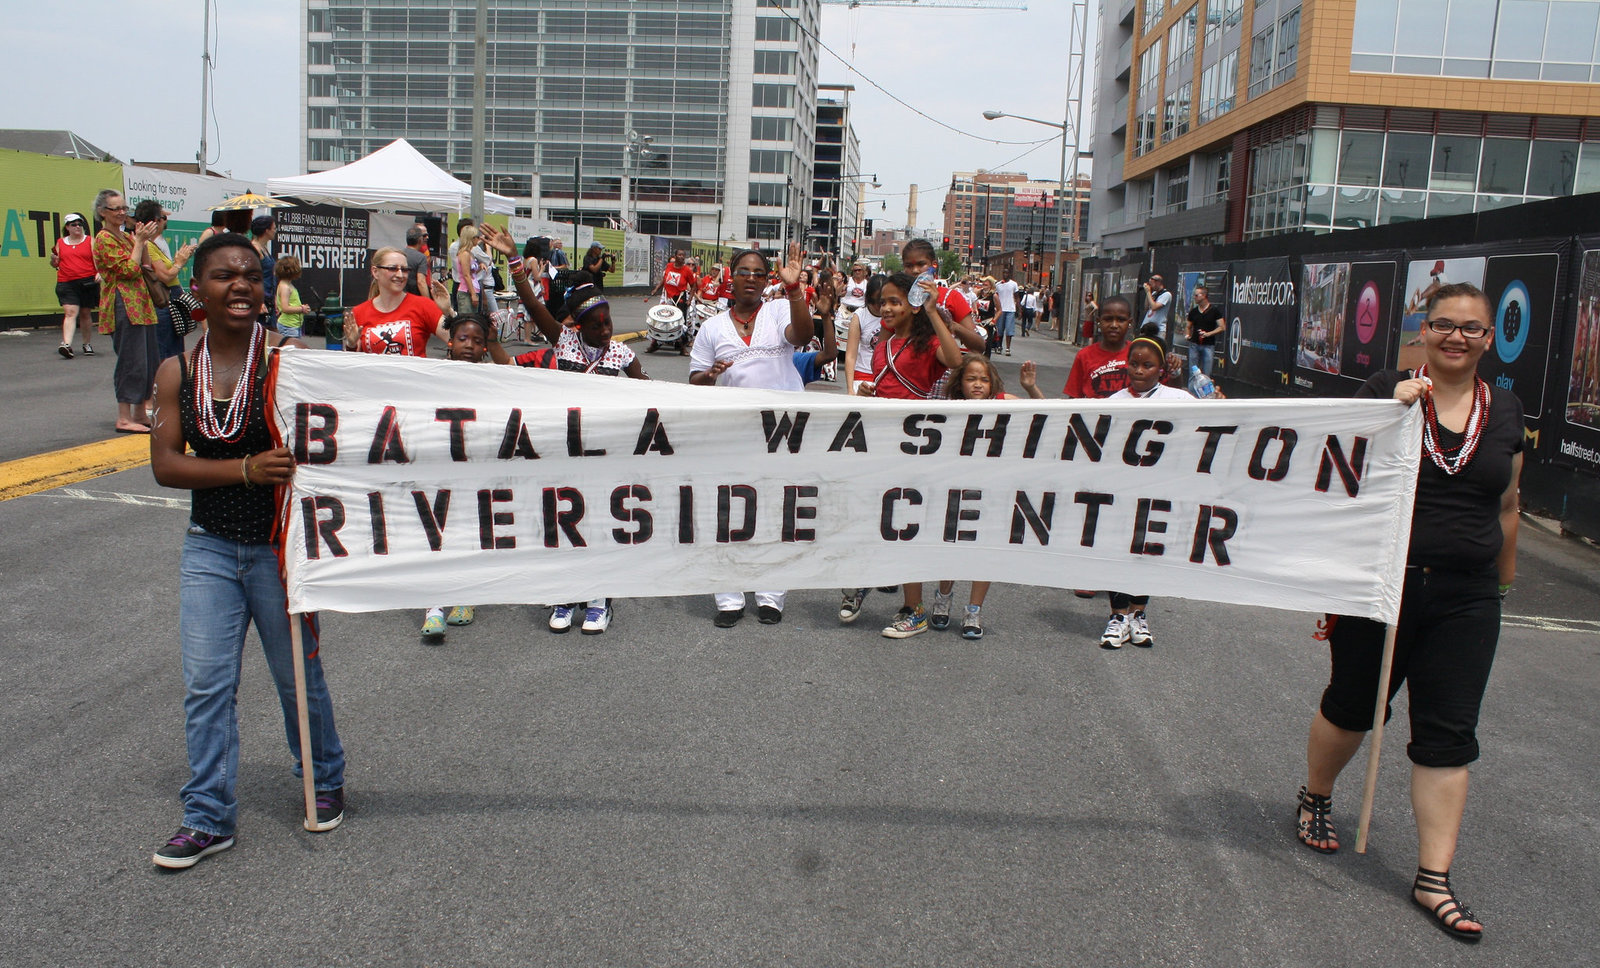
[1425, 319, 1490, 339]
[374, 264, 410, 273]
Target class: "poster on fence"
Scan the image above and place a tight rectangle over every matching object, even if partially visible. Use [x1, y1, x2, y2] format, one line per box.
[1558, 245, 1600, 475]
[1225, 257, 1297, 391]
[268, 351, 1422, 624]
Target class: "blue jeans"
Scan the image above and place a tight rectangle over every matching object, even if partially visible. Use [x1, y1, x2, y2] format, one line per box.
[179, 527, 345, 836]
[997, 311, 1017, 337]
[1188, 342, 1215, 378]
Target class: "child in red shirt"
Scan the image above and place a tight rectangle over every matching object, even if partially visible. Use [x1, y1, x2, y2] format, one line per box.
[1062, 295, 1133, 398]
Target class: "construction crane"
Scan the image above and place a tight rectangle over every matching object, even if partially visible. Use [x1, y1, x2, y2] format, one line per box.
[821, 1, 1028, 10]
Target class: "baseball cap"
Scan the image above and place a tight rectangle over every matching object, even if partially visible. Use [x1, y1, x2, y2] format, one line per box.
[63, 213, 86, 225]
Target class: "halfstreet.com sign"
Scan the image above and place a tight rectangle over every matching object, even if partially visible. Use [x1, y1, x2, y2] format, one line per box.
[269, 351, 1420, 623]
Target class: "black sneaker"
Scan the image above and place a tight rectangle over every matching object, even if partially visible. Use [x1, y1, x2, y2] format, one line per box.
[714, 607, 745, 628]
[757, 605, 782, 624]
[153, 826, 234, 869]
[311, 786, 345, 831]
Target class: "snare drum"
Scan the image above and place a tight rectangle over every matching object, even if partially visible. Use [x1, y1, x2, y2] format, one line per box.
[646, 302, 686, 341]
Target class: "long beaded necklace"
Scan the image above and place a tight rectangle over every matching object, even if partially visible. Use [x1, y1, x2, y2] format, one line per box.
[1416, 363, 1489, 475]
[192, 323, 265, 442]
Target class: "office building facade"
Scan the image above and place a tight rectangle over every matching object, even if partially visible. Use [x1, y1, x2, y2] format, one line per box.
[1090, 0, 1600, 255]
[301, 0, 819, 244]
[810, 83, 861, 257]
[944, 170, 1091, 266]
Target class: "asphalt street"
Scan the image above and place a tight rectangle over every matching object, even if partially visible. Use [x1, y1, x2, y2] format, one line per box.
[1, 308, 1597, 967]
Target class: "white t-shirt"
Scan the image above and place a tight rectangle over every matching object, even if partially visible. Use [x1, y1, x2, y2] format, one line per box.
[1023, 291, 1039, 312]
[851, 306, 883, 377]
[995, 279, 1019, 313]
[1109, 383, 1193, 400]
[689, 299, 804, 391]
[841, 276, 869, 310]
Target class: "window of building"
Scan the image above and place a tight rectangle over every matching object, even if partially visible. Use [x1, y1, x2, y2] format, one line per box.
[1165, 167, 1190, 210]
[753, 84, 794, 108]
[1479, 137, 1530, 193]
[1247, 23, 1276, 97]
[1430, 135, 1481, 191]
[1351, 0, 1600, 79]
[756, 17, 796, 41]
[1381, 133, 1432, 189]
[1337, 131, 1385, 186]
[1168, 8, 1198, 71]
[749, 182, 789, 207]
[751, 117, 793, 141]
[1198, 51, 1239, 123]
[636, 214, 694, 236]
[1143, 0, 1165, 30]
[750, 149, 791, 174]
[747, 216, 783, 240]
[754, 50, 797, 75]
[1273, 10, 1300, 85]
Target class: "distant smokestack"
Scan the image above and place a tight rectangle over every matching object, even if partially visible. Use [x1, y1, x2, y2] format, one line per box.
[907, 184, 919, 231]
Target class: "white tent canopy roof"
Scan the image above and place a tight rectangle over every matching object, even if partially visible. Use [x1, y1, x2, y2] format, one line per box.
[266, 139, 515, 214]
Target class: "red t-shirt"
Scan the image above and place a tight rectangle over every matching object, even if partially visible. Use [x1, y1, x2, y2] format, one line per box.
[1063, 342, 1130, 398]
[935, 284, 972, 322]
[55, 236, 97, 282]
[871, 335, 948, 400]
[662, 263, 694, 298]
[697, 272, 723, 301]
[350, 293, 445, 356]
[717, 266, 733, 301]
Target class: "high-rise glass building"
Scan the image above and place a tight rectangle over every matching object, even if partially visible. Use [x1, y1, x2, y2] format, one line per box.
[1090, 0, 1600, 255]
[300, 0, 820, 243]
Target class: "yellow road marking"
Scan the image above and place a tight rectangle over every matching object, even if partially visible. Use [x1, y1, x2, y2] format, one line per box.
[0, 437, 151, 502]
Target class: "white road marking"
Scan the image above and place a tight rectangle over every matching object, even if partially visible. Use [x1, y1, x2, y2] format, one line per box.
[1502, 614, 1600, 635]
[47, 487, 188, 509]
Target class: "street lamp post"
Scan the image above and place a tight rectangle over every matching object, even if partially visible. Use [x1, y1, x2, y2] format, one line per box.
[842, 173, 879, 259]
[622, 130, 653, 231]
[983, 108, 1076, 340]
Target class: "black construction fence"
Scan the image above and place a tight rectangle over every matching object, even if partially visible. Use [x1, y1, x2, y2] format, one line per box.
[1085, 192, 1600, 541]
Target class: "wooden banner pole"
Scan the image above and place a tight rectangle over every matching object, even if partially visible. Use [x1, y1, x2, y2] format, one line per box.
[1354, 622, 1399, 853]
[289, 614, 318, 831]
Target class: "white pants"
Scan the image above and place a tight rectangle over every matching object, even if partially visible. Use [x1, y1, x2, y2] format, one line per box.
[715, 591, 785, 612]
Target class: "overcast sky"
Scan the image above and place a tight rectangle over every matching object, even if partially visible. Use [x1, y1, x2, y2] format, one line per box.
[11, 0, 1091, 233]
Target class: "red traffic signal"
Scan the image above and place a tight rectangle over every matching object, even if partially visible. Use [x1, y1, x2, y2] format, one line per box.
[941, 236, 950, 250]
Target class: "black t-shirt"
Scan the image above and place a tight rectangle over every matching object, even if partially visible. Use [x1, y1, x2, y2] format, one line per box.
[1358, 370, 1523, 569]
[1188, 304, 1224, 345]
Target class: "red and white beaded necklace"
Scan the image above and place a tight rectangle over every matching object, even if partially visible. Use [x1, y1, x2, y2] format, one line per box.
[191, 323, 266, 442]
[1416, 363, 1489, 475]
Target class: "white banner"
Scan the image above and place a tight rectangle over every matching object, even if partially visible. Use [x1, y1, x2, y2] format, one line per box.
[269, 352, 1421, 622]
[122, 166, 253, 228]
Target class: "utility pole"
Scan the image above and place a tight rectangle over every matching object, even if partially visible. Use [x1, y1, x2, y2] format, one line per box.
[198, 0, 211, 175]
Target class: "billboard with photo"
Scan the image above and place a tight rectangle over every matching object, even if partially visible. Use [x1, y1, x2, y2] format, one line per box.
[1479, 250, 1561, 425]
[1397, 255, 1485, 372]
[1557, 244, 1600, 475]
[1291, 257, 1400, 394]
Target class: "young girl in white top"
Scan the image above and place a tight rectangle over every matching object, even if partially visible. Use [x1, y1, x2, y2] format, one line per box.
[843, 274, 886, 396]
[1100, 336, 1193, 649]
[688, 243, 814, 627]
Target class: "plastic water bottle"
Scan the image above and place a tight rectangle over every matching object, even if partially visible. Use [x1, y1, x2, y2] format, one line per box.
[907, 267, 937, 308]
[1188, 365, 1217, 398]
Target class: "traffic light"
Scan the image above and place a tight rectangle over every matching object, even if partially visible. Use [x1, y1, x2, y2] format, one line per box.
[966, 243, 973, 253]
[941, 235, 950, 251]
[863, 218, 873, 236]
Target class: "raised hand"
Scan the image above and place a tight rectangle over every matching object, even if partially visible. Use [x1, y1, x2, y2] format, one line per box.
[478, 222, 517, 257]
[777, 241, 804, 289]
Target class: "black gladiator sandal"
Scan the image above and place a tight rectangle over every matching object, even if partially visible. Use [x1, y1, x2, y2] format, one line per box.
[1295, 785, 1338, 854]
[1412, 867, 1483, 943]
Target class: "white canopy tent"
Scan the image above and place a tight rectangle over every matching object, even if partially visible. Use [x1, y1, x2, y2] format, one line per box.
[266, 139, 515, 310]
[266, 138, 516, 213]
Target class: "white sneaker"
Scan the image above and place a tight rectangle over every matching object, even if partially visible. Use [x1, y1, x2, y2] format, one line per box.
[1128, 610, 1153, 647]
[581, 601, 611, 635]
[549, 604, 575, 633]
[1100, 613, 1130, 649]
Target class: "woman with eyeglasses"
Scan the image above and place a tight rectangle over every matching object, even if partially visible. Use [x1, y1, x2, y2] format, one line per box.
[346, 247, 509, 363]
[687, 243, 813, 629]
[91, 189, 166, 433]
[1295, 282, 1522, 943]
[50, 212, 98, 359]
